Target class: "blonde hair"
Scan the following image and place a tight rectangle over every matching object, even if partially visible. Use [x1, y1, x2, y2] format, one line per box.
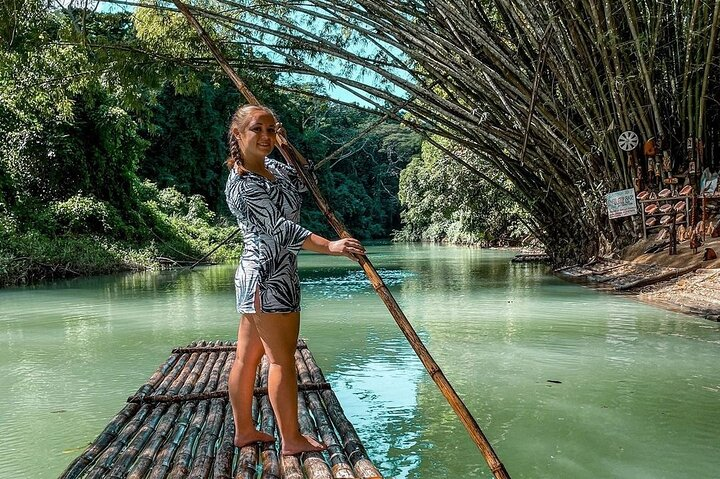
[226, 104, 277, 174]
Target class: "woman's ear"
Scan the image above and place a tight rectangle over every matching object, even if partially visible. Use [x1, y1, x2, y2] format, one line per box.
[231, 126, 240, 138]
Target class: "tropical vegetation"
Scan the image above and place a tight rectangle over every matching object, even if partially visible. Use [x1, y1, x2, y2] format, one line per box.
[174, 0, 720, 263]
[1, 1, 442, 286]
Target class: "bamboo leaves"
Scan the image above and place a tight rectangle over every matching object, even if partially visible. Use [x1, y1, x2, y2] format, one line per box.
[130, 0, 720, 261]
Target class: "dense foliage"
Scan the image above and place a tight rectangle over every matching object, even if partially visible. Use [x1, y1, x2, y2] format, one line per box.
[287, 104, 422, 239]
[190, 0, 720, 263]
[0, 2, 431, 286]
[396, 140, 528, 245]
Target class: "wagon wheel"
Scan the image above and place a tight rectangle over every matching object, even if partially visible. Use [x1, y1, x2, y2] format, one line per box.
[618, 131, 639, 152]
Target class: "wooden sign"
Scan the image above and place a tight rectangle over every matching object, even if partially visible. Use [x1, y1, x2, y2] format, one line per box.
[607, 188, 638, 219]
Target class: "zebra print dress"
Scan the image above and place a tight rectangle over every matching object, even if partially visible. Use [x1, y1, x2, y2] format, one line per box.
[225, 158, 312, 313]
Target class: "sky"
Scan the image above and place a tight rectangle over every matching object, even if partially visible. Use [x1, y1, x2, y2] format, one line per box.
[62, 0, 389, 108]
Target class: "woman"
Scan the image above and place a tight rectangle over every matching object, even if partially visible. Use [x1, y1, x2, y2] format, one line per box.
[224, 104, 365, 455]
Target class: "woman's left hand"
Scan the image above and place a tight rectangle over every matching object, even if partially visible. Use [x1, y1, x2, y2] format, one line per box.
[328, 238, 365, 261]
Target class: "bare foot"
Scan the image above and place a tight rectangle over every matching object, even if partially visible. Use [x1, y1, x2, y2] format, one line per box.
[234, 429, 275, 448]
[280, 434, 327, 455]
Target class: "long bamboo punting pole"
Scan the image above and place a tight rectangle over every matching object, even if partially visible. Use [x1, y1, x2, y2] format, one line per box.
[170, 2, 510, 477]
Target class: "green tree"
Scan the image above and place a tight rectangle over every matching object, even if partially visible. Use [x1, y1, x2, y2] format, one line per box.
[0, 3, 237, 285]
[175, 0, 720, 263]
[275, 100, 421, 239]
[397, 139, 528, 245]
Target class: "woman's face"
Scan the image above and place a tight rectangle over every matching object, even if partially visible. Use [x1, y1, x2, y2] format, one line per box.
[235, 110, 276, 160]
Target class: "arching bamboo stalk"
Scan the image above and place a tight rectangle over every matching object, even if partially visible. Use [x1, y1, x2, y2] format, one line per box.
[519, 22, 553, 167]
[697, 0, 720, 144]
[169, 1, 510, 477]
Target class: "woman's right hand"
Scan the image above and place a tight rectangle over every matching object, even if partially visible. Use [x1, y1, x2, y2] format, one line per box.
[328, 238, 365, 261]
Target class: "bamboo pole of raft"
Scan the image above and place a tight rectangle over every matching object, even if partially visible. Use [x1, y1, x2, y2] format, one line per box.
[258, 358, 281, 479]
[107, 404, 169, 478]
[190, 396, 225, 475]
[233, 354, 263, 479]
[298, 342, 381, 479]
[126, 342, 228, 478]
[146, 346, 206, 479]
[166, 341, 229, 478]
[215, 340, 241, 479]
[281, 453, 304, 479]
[295, 349, 357, 479]
[187, 342, 231, 477]
[215, 405, 236, 478]
[126, 403, 181, 478]
[59, 341, 186, 478]
[233, 397, 261, 479]
[170, 2, 510, 477]
[145, 342, 232, 479]
[149, 341, 218, 478]
[274, 354, 305, 478]
[84, 405, 154, 479]
[86, 342, 208, 479]
[295, 372, 334, 478]
[59, 391, 142, 475]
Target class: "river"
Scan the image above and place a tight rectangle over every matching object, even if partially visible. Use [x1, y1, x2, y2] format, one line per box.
[1, 243, 719, 478]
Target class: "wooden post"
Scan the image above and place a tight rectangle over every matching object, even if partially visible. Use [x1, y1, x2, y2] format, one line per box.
[170, 2, 510, 477]
[669, 213, 677, 256]
[703, 195, 708, 241]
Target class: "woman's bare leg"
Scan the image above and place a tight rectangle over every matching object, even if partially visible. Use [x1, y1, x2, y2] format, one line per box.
[252, 310, 326, 455]
[228, 314, 275, 447]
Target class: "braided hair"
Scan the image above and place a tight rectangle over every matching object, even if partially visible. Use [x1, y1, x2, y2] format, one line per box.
[226, 104, 277, 175]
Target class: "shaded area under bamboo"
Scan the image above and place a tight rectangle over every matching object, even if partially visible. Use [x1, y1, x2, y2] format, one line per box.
[60, 339, 382, 479]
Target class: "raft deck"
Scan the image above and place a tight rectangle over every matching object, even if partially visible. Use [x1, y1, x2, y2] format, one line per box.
[61, 340, 382, 479]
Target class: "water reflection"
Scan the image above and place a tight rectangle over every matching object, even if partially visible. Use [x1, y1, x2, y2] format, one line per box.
[327, 337, 425, 478]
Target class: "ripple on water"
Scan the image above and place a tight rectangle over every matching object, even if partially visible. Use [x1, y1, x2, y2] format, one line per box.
[300, 269, 414, 298]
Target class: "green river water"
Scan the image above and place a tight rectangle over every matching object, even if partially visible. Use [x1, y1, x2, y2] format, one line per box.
[1, 244, 719, 478]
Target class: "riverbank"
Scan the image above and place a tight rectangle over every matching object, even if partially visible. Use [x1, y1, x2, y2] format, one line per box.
[0, 182, 242, 288]
[556, 235, 720, 321]
[0, 232, 238, 288]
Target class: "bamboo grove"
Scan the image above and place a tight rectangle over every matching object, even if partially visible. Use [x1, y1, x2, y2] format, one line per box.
[103, 0, 720, 262]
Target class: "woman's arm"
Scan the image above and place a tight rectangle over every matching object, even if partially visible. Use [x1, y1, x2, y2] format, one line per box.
[302, 234, 365, 261]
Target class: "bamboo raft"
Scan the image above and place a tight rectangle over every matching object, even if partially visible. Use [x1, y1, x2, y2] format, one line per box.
[60, 340, 382, 479]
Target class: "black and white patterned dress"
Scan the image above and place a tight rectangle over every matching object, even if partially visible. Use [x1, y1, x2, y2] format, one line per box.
[225, 158, 312, 313]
